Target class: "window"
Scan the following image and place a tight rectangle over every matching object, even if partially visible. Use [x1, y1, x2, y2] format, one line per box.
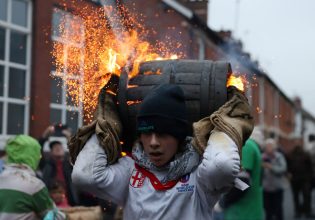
[90, 0, 103, 5]
[0, 0, 31, 139]
[10, 31, 27, 64]
[0, 65, 4, 96]
[0, 0, 8, 21]
[50, 8, 84, 133]
[0, 28, 5, 60]
[12, 0, 28, 27]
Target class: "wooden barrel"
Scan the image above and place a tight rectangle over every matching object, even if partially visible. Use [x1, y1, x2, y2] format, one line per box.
[118, 59, 231, 150]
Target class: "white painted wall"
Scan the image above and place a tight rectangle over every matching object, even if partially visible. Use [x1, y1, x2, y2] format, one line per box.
[303, 117, 315, 152]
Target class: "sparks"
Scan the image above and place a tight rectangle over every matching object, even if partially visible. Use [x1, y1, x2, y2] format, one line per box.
[52, 1, 182, 121]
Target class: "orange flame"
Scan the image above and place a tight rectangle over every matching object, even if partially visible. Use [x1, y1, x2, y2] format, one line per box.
[127, 84, 138, 88]
[106, 90, 117, 96]
[144, 69, 161, 75]
[227, 74, 246, 92]
[127, 100, 142, 105]
[51, 2, 182, 122]
[107, 49, 120, 73]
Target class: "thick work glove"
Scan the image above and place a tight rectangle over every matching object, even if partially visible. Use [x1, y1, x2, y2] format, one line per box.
[68, 75, 122, 165]
[192, 86, 254, 155]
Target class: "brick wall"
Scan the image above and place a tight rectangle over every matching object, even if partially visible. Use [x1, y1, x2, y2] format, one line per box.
[30, 0, 97, 138]
[31, 0, 54, 138]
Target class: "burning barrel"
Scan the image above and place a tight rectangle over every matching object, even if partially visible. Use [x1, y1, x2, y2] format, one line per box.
[117, 59, 231, 150]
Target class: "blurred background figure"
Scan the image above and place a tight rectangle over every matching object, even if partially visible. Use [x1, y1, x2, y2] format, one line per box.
[213, 126, 264, 220]
[287, 144, 314, 218]
[0, 135, 65, 219]
[39, 124, 72, 144]
[0, 155, 4, 174]
[309, 136, 315, 202]
[38, 124, 71, 172]
[262, 138, 287, 220]
[39, 125, 117, 219]
[48, 181, 70, 208]
[42, 140, 78, 206]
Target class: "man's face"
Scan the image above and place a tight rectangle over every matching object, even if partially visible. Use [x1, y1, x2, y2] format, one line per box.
[265, 143, 274, 155]
[51, 144, 65, 160]
[140, 132, 179, 167]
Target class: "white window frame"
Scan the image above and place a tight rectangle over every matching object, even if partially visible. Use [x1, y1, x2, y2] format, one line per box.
[50, 8, 84, 131]
[0, 0, 32, 148]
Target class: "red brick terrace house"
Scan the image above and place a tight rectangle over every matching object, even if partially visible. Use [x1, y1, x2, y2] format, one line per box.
[0, 0, 313, 153]
[0, 0, 226, 149]
[215, 31, 298, 152]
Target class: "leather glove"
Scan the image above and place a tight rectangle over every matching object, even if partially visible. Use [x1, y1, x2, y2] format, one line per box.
[68, 75, 122, 165]
[192, 86, 254, 155]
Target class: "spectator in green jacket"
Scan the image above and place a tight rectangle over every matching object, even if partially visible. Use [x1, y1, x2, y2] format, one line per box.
[0, 135, 66, 220]
[214, 126, 264, 220]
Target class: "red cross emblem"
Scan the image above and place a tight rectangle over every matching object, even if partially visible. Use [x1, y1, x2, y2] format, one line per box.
[130, 169, 146, 188]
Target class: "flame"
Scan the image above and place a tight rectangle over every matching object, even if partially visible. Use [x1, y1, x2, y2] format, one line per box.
[51, 2, 182, 122]
[106, 90, 117, 96]
[256, 106, 262, 114]
[226, 74, 246, 92]
[144, 69, 161, 75]
[127, 84, 138, 88]
[107, 49, 120, 73]
[127, 100, 142, 105]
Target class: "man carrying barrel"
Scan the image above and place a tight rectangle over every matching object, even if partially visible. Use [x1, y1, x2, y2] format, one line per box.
[69, 75, 253, 220]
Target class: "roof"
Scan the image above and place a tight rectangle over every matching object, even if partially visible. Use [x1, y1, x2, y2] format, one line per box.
[302, 109, 315, 122]
[162, 0, 224, 45]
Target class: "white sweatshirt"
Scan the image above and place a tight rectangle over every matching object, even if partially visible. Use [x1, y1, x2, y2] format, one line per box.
[72, 131, 240, 220]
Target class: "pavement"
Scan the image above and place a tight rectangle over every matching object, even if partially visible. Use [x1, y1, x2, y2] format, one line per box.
[283, 179, 315, 220]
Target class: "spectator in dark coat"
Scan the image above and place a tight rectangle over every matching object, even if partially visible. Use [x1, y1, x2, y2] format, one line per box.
[42, 141, 78, 206]
[287, 145, 314, 218]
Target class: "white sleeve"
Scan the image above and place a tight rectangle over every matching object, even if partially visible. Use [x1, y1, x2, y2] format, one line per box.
[71, 134, 133, 205]
[196, 131, 240, 194]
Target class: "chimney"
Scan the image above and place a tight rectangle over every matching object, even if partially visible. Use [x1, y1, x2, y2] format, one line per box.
[177, 0, 208, 23]
[293, 97, 302, 110]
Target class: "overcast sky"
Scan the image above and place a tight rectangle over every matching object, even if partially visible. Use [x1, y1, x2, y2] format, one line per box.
[208, 0, 315, 116]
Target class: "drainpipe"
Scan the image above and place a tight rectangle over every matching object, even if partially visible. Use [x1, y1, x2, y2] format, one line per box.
[274, 90, 280, 142]
[259, 77, 265, 130]
[198, 37, 205, 60]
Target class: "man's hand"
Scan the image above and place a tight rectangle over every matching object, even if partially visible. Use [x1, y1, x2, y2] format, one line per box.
[209, 86, 254, 151]
[95, 74, 122, 136]
[42, 125, 55, 139]
[262, 162, 272, 169]
[192, 86, 254, 155]
[68, 74, 122, 165]
[68, 121, 97, 165]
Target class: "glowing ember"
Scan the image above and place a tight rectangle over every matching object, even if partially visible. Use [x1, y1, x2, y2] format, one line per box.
[52, 2, 182, 122]
[106, 90, 117, 96]
[127, 100, 142, 105]
[226, 74, 246, 92]
[144, 69, 162, 75]
[127, 84, 138, 88]
[256, 106, 262, 114]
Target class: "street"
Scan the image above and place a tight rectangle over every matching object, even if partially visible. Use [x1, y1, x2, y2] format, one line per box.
[283, 179, 315, 220]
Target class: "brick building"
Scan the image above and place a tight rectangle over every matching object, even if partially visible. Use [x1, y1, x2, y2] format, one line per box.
[0, 0, 313, 152]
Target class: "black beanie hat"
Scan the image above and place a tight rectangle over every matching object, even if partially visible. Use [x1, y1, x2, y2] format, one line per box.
[137, 84, 190, 141]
